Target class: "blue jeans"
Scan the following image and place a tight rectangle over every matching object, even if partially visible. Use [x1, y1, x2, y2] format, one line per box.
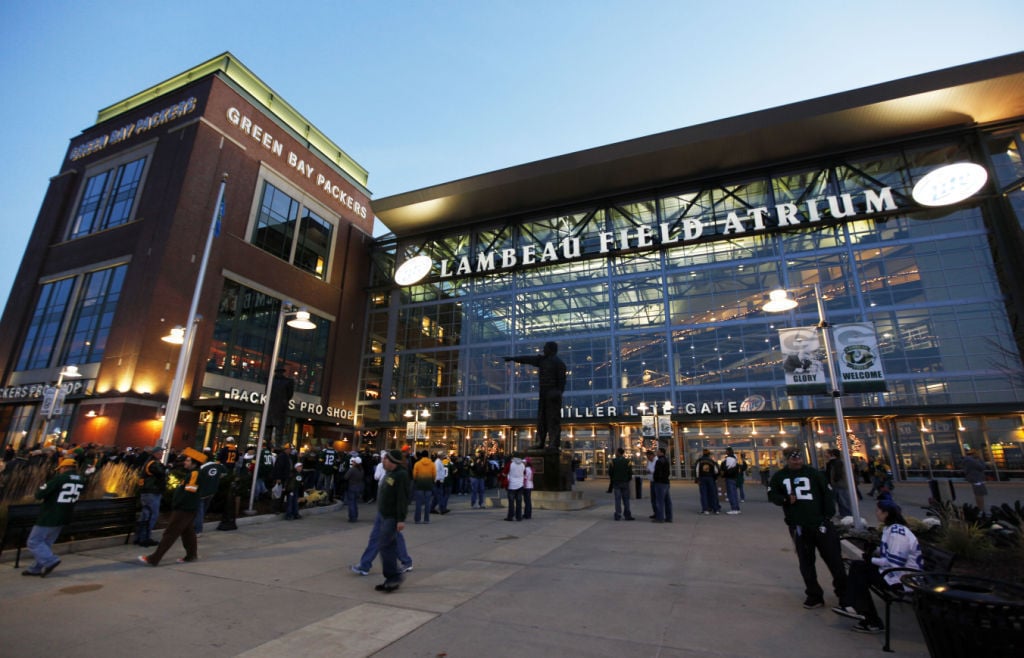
[523, 488, 532, 518]
[698, 477, 720, 512]
[612, 481, 632, 518]
[346, 486, 363, 521]
[433, 482, 450, 512]
[414, 489, 432, 523]
[194, 496, 211, 534]
[652, 482, 672, 521]
[725, 478, 740, 511]
[356, 513, 411, 572]
[26, 525, 62, 572]
[470, 477, 485, 507]
[137, 492, 162, 542]
[506, 487, 523, 520]
[379, 517, 403, 584]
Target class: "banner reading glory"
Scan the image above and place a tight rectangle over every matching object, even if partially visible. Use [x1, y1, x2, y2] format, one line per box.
[778, 326, 828, 394]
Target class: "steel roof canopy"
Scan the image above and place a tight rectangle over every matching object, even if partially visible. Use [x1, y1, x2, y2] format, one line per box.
[373, 52, 1024, 236]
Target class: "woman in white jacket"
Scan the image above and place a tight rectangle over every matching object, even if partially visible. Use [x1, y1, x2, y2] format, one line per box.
[832, 496, 923, 633]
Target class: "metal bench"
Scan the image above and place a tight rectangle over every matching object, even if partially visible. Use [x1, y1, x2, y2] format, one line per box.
[1, 497, 138, 568]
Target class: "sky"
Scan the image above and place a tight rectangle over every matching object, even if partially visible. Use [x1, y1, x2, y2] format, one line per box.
[0, 0, 1020, 313]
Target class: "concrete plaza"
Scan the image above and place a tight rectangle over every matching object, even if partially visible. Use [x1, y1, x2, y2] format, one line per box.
[1, 478, 1020, 657]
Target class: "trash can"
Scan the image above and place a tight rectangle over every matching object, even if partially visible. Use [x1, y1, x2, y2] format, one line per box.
[902, 573, 1024, 658]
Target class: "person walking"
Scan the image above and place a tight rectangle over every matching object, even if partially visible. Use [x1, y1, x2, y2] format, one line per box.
[21, 458, 84, 577]
[609, 447, 635, 521]
[768, 446, 852, 611]
[695, 449, 720, 515]
[193, 449, 224, 536]
[720, 447, 742, 514]
[138, 448, 206, 566]
[651, 448, 672, 523]
[134, 446, 166, 547]
[961, 450, 989, 512]
[373, 449, 412, 592]
[351, 452, 412, 576]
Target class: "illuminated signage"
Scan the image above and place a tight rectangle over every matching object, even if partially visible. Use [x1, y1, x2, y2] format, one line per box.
[911, 162, 989, 206]
[394, 255, 433, 285]
[70, 98, 198, 161]
[224, 107, 368, 220]
[396, 186, 899, 285]
[226, 387, 353, 420]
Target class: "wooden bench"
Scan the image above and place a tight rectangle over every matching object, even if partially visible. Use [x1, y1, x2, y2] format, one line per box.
[847, 540, 956, 652]
[1, 497, 138, 568]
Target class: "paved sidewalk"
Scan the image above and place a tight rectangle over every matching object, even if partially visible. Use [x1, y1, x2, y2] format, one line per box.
[1, 479, 1020, 657]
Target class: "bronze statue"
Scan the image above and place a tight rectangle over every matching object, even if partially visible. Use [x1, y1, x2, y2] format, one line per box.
[505, 341, 567, 450]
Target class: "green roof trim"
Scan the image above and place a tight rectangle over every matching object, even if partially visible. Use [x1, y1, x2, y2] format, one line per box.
[95, 52, 368, 187]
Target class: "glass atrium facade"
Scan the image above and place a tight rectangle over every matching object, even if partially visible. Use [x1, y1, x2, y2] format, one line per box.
[359, 124, 1024, 481]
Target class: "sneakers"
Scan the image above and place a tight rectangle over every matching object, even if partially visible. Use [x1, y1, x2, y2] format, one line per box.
[41, 560, 61, 576]
[701, 511, 710, 515]
[852, 620, 884, 634]
[21, 569, 42, 576]
[137, 555, 154, 567]
[350, 565, 369, 576]
[176, 557, 197, 563]
[375, 582, 400, 593]
[832, 605, 864, 620]
[802, 597, 825, 609]
[401, 564, 414, 573]
[623, 516, 635, 521]
[726, 510, 741, 515]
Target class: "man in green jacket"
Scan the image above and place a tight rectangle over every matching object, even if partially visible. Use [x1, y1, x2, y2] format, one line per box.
[768, 445, 851, 611]
[375, 449, 411, 592]
[138, 447, 206, 566]
[22, 458, 85, 577]
[609, 448, 635, 521]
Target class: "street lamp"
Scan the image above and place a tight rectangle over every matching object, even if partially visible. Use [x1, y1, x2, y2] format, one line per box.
[43, 364, 82, 445]
[247, 304, 316, 513]
[763, 282, 864, 530]
[404, 406, 430, 448]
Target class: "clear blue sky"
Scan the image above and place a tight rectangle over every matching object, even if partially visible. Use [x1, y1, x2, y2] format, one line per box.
[0, 0, 1020, 314]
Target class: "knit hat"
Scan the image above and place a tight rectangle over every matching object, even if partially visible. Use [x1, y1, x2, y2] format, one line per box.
[58, 458, 78, 469]
[384, 449, 404, 464]
[877, 495, 901, 514]
[782, 446, 802, 458]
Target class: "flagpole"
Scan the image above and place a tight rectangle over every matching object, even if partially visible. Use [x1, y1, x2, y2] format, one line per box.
[157, 173, 228, 463]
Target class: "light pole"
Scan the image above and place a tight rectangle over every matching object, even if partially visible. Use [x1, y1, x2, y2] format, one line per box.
[763, 282, 864, 529]
[156, 174, 228, 462]
[43, 365, 82, 445]
[247, 304, 316, 513]
[404, 406, 430, 450]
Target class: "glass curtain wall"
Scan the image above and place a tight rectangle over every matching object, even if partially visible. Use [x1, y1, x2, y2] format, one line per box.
[358, 128, 1024, 472]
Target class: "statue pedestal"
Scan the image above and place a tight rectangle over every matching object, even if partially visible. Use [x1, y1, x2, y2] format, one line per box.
[526, 447, 572, 492]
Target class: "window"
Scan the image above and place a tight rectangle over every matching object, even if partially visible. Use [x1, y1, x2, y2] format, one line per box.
[60, 266, 127, 365]
[15, 278, 75, 370]
[251, 181, 335, 280]
[206, 279, 331, 395]
[15, 264, 127, 371]
[70, 155, 148, 238]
